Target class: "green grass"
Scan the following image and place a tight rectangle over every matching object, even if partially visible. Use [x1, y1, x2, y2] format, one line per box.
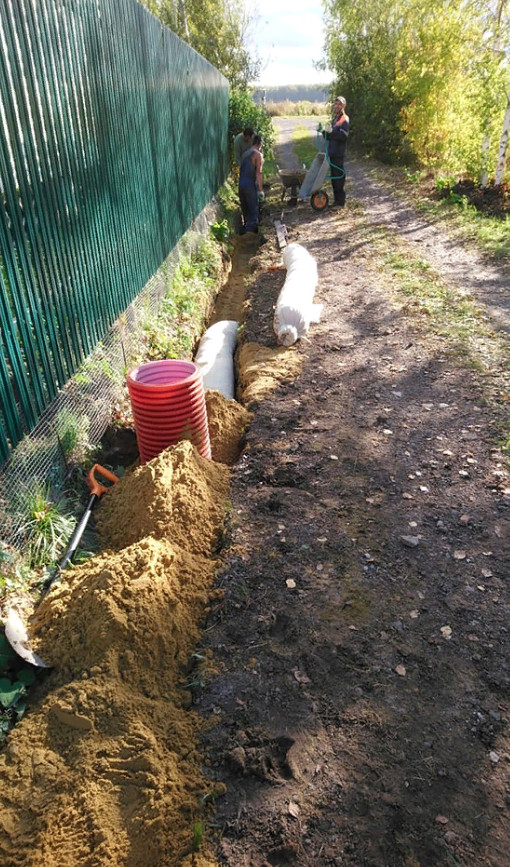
[192, 821, 204, 851]
[415, 195, 510, 260]
[366, 224, 510, 399]
[0, 483, 77, 598]
[141, 234, 223, 362]
[291, 122, 324, 168]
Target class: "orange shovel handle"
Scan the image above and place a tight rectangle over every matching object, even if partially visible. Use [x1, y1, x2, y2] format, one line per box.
[87, 464, 120, 497]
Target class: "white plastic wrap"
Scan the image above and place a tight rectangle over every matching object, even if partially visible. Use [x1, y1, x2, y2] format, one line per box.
[194, 320, 239, 399]
[298, 152, 330, 198]
[273, 243, 322, 347]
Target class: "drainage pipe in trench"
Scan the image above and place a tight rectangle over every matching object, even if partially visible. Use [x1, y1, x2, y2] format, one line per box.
[194, 320, 239, 400]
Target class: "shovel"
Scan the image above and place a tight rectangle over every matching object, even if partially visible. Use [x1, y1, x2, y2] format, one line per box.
[3, 464, 119, 668]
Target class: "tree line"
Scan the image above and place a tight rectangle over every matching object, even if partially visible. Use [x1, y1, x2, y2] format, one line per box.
[252, 85, 330, 103]
[139, 0, 510, 185]
[323, 0, 510, 183]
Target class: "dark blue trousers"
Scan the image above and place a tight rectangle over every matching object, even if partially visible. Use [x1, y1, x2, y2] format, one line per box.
[239, 182, 259, 232]
[331, 165, 346, 206]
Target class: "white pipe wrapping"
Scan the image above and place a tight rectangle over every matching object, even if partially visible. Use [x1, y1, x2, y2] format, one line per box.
[194, 320, 239, 399]
[273, 242, 322, 346]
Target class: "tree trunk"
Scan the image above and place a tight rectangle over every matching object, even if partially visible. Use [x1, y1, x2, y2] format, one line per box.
[178, 0, 189, 37]
[492, 0, 508, 185]
[495, 82, 510, 186]
[480, 0, 508, 186]
[480, 135, 490, 187]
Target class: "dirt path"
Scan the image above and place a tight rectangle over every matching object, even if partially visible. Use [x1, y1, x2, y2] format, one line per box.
[348, 160, 510, 336]
[194, 134, 510, 866]
[273, 116, 510, 335]
[272, 117, 320, 172]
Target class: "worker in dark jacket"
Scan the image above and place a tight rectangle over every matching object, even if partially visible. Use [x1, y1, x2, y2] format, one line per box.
[324, 96, 349, 208]
[238, 134, 264, 234]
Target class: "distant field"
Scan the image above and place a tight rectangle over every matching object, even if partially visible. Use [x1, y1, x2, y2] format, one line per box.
[265, 99, 328, 117]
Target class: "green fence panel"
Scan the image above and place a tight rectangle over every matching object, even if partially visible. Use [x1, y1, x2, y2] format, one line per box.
[0, 0, 229, 461]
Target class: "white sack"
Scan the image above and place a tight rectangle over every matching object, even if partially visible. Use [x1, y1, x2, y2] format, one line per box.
[273, 243, 322, 347]
[194, 320, 239, 399]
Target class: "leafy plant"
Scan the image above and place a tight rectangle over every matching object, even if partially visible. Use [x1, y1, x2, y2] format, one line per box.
[436, 177, 456, 192]
[404, 168, 422, 183]
[0, 556, 33, 596]
[0, 632, 37, 743]
[447, 191, 464, 206]
[210, 219, 230, 243]
[0, 672, 32, 709]
[22, 487, 76, 569]
[228, 88, 275, 166]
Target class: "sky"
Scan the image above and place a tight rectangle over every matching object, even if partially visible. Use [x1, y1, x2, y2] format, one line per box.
[247, 0, 333, 88]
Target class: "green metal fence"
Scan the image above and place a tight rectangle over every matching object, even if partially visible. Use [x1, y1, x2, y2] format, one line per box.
[0, 0, 228, 462]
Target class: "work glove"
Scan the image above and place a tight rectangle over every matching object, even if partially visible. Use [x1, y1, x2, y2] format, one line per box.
[257, 191, 265, 202]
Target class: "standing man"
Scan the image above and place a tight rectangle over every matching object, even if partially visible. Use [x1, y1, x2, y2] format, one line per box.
[234, 126, 255, 166]
[238, 134, 264, 234]
[325, 96, 349, 209]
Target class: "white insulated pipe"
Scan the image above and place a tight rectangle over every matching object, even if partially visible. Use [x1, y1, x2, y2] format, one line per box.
[194, 319, 239, 399]
[273, 243, 322, 347]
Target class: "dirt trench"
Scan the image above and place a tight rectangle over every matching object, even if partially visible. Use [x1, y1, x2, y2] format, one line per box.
[0, 225, 304, 867]
[0, 241, 257, 866]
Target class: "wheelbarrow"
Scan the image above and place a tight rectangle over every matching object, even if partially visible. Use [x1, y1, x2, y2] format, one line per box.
[278, 167, 307, 207]
[297, 127, 345, 211]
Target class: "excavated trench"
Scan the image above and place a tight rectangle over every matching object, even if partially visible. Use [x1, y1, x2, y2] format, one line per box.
[0, 231, 294, 867]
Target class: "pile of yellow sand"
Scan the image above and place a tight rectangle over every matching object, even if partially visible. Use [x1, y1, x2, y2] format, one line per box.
[205, 390, 251, 466]
[0, 442, 229, 866]
[95, 441, 229, 556]
[32, 537, 215, 687]
[237, 342, 302, 406]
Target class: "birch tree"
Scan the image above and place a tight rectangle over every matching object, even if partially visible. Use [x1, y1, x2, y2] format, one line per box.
[495, 84, 510, 182]
[491, 0, 510, 183]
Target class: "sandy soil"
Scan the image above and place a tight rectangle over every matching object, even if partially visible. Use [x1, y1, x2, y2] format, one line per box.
[192, 132, 510, 866]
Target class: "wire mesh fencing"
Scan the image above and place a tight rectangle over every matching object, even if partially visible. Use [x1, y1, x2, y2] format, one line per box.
[0, 203, 219, 551]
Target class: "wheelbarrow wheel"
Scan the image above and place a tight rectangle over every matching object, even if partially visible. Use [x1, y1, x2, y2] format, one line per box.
[311, 190, 329, 211]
